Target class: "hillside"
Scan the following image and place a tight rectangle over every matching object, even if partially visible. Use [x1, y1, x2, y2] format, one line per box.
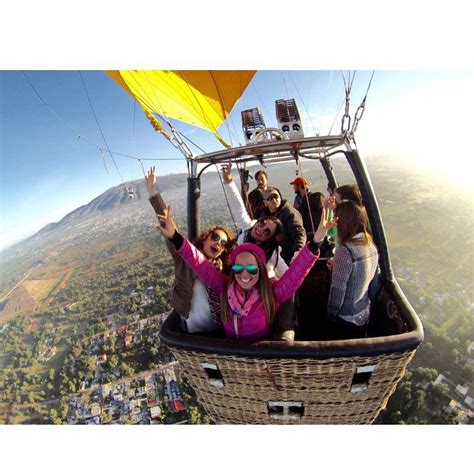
[0, 154, 472, 424]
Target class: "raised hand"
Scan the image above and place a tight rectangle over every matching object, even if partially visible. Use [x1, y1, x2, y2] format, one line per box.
[323, 195, 336, 211]
[156, 205, 177, 239]
[221, 162, 233, 183]
[145, 166, 157, 196]
[313, 207, 337, 244]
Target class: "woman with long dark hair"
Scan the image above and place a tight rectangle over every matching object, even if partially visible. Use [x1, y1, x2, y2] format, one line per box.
[156, 205, 335, 341]
[145, 166, 235, 334]
[327, 200, 379, 339]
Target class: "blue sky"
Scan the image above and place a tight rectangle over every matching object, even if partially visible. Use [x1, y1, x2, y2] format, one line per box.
[1, 70, 472, 250]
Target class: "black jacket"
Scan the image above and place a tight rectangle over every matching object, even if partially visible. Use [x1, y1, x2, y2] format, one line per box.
[260, 199, 307, 265]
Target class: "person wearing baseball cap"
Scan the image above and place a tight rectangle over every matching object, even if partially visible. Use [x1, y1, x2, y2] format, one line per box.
[155, 203, 335, 341]
[260, 186, 306, 266]
[290, 176, 324, 236]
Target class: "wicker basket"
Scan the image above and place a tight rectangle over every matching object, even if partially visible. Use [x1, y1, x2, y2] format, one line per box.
[160, 279, 423, 424]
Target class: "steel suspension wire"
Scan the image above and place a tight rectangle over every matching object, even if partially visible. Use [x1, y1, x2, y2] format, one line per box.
[350, 71, 375, 138]
[281, 71, 290, 99]
[131, 100, 136, 183]
[22, 71, 80, 136]
[22, 71, 186, 164]
[78, 71, 130, 192]
[318, 70, 333, 136]
[296, 158, 316, 234]
[328, 93, 345, 135]
[288, 72, 318, 136]
[251, 83, 272, 121]
[124, 72, 184, 153]
[213, 162, 239, 234]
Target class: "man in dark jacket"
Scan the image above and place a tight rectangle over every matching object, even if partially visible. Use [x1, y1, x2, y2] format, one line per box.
[290, 176, 324, 237]
[260, 187, 306, 265]
[248, 169, 268, 218]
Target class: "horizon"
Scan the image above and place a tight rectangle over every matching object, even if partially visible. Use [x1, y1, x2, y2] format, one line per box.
[1, 150, 472, 253]
[1, 70, 473, 250]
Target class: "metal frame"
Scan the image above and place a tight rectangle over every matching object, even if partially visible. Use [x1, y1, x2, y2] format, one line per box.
[185, 134, 392, 284]
[161, 132, 424, 359]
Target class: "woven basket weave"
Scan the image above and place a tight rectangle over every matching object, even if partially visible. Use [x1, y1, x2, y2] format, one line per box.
[170, 346, 415, 424]
[160, 281, 423, 424]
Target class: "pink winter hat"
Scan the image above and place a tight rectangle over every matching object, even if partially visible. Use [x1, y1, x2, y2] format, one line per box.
[230, 243, 266, 265]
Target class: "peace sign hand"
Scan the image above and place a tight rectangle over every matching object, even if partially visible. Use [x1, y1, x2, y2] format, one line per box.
[323, 195, 336, 211]
[145, 166, 157, 196]
[313, 207, 338, 244]
[156, 205, 177, 239]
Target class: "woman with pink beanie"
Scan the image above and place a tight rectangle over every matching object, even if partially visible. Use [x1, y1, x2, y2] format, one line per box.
[156, 205, 336, 341]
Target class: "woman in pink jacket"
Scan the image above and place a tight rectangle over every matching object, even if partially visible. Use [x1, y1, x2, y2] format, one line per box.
[156, 205, 336, 341]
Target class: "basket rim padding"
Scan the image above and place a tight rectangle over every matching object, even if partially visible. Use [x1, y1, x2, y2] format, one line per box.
[160, 278, 424, 359]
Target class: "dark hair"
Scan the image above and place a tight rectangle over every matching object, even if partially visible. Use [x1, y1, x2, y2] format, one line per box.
[263, 186, 282, 200]
[254, 170, 268, 180]
[246, 216, 285, 261]
[335, 184, 363, 206]
[192, 226, 236, 274]
[221, 248, 275, 325]
[334, 201, 371, 246]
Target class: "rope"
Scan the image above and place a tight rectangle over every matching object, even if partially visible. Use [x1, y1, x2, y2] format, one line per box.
[296, 158, 316, 234]
[318, 70, 333, 136]
[328, 93, 345, 135]
[213, 162, 239, 234]
[178, 131, 207, 154]
[22, 71, 185, 163]
[288, 72, 318, 136]
[251, 83, 272, 121]
[138, 159, 147, 178]
[281, 71, 290, 99]
[208, 71, 235, 148]
[131, 100, 136, 184]
[78, 71, 130, 193]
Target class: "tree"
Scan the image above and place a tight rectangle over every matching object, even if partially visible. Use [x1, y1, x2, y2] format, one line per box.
[108, 355, 119, 370]
[49, 408, 62, 425]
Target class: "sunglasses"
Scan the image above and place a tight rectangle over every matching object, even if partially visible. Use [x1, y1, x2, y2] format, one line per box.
[265, 193, 280, 201]
[210, 231, 228, 248]
[231, 264, 259, 275]
[256, 219, 273, 237]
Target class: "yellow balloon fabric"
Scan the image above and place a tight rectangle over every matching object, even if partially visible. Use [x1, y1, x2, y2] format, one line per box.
[106, 70, 256, 146]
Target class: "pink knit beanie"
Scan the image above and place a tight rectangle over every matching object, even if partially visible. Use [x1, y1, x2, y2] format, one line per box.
[230, 243, 266, 265]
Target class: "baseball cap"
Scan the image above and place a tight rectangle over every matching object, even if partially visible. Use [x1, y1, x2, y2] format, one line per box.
[290, 177, 308, 186]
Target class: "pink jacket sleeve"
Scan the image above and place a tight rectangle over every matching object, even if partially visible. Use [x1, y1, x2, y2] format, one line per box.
[273, 244, 319, 304]
[177, 239, 228, 293]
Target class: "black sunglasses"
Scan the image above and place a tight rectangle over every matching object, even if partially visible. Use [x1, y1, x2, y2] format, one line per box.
[256, 219, 273, 237]
[265, 193, 280, 201]
[210, 231, 228, 247]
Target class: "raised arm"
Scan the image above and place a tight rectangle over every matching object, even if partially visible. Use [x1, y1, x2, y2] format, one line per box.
[145, 166, 168, 217]
[155, 205, 228, 294]
[221, 163, 254, 231]
[274, 209, 336, 302]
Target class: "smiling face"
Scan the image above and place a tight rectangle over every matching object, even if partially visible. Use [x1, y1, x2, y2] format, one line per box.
[250, 218, 277, 243]
[233, 251, 260, 291]
[263, 191, 281, 213]
[202, 229, 229, 259]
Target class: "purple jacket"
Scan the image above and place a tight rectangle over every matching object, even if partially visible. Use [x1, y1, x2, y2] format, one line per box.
[178, 239, 319, 340]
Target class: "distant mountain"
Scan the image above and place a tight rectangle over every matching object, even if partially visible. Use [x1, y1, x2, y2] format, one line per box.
[30, 173, 190, 239]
